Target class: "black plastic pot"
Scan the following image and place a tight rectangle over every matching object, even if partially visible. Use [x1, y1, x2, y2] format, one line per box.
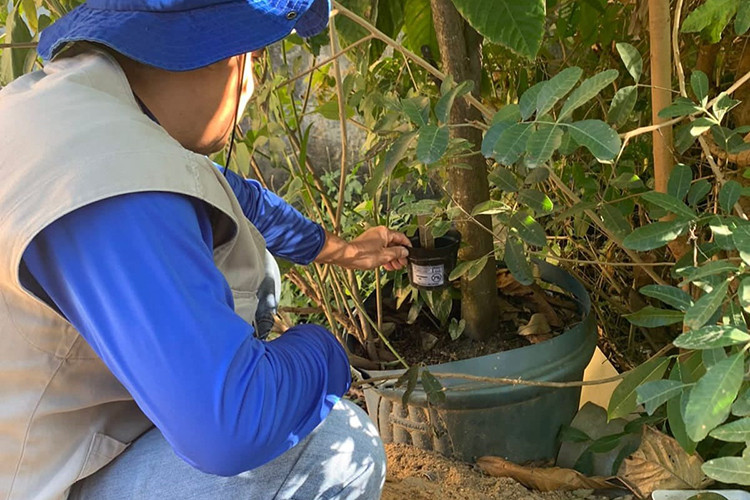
[406, 229, 461, 291]
[362, 261, 597, 463]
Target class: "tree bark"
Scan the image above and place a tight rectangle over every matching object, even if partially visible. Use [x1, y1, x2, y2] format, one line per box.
[648, 0, 674, 193]
[431, 0, 498, 340]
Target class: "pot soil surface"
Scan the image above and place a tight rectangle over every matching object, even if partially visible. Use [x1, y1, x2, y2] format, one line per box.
[383, 270, 582, 366]
[383, 443, 632, 500]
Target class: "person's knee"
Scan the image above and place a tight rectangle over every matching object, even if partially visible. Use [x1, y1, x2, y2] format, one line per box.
[323, 399, 386, 499]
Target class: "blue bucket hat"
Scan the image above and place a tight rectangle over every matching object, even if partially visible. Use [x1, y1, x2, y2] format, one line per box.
[37, 0, 330, 71]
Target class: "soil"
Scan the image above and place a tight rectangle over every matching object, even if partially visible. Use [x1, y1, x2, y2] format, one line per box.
[385, 270, 582, 366]
[382, 443, 622, 500]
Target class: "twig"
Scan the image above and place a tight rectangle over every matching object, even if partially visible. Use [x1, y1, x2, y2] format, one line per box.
[0, 42, 38, 49]
[329, 14, 349, 233]
[354, 344, 675, 389]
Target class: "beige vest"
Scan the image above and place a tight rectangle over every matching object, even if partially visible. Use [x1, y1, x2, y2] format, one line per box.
[0, 49, 268, 499]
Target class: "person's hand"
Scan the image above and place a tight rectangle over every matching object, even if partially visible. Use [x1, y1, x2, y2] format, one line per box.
[315, 226, 411, 271]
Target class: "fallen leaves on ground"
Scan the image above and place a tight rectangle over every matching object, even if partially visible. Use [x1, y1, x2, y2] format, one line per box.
[476, 455, 617, 491]
[617, 426, 710, 498]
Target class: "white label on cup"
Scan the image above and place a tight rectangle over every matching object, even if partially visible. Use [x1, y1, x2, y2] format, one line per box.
[412, 263, 444, 287]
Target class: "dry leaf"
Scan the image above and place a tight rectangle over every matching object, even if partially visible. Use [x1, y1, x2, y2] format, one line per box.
[420, 332, 438, 351]
[476, 455, 617, 491]
[518, 313, 552, 336]
[617, 426, 709, 498]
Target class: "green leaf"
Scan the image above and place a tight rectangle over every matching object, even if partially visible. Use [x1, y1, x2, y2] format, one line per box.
[625, 306, 684, 327]
[709, 217, 738, 251]
[559, 425, 591, 443]
[702, 456, 750, 485]
[435, 80, 474, 124]
[737, 0, 750, 34]
[451, 0, 546, 60]
[713, 92, 741, 122]
[608, 86, 638, 127]
[668, 363, 697, 454]
[733, 388, 750, 416]
[383, 131, 417, 177]
[719, 180, 742, 212]
[471, 199, 507, 216]
[739, 277, 750, 313]
[658, 97, 703, 119]
[448, 318, 466, 340]
[421, 368, 446, 404]
[702, 347, 728, 369]
[615, 42, 643, 82]
[492, 103, 522, 125]
[599, 204, 632, 241]
[607, 357, 670, 420]
[449, 256, 488, 281]
[682, 0, 739, 43]
[519, 81, 546, 120]
[488, 167, 519, 192]
[684, 279, 731, 330]
[524, 166, 549, 185]
[675, 123, 699, 154]
[416, 125, 449, 164]
[637, 379, 687, 415]
[685, 353, 745, 441]
[482, 121, 514, 158]
[622, 220, 690, 251]
[674, 325, 750, 349]
[0, 4, 34, 86]
[536, 67, 583, 117]
[315, 99, 356, 120]
[559, 69, 618, 120]
[640, 191, 697, 220]
[400, 199, 440, 216]
[395, 365, 420, 406]
[504, 237, 533, 285]
[401, 96, 430, 127]
[510, 212, 546, 247]
[402, 0, 439, 63]
[733, 225, 750, 264]
[640, 284, 694, 311]
[526, 124, 563, 164]
[677, 260, 739, 283]
[668, 164, 693, 201]
[494, 123, 533, 165]
[691, 71, 710, 105]
[688, 179, 712, 206]
[567, 120, 621, 162]
[709, 417, 750, 442]
[518, 188, 554, 213]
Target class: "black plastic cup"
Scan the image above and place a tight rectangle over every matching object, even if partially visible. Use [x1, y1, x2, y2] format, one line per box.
[407, 229, 461, 290]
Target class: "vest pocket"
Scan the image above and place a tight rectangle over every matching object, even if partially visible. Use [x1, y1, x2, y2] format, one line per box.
[231, 289, 259, 326]
[76, 432, 129, 481]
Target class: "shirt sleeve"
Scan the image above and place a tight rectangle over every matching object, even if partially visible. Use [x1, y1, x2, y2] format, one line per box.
[220, 167, 325, 265]
[21, 191, 351, 476]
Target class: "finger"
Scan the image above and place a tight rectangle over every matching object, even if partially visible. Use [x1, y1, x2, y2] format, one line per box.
[387, 229, 412, 248]
[383, 261, 396, 271]
[380, 246, 409, 265]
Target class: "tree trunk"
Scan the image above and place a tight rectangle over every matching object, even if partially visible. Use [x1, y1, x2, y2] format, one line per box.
[431, 0, 499, 341]
[648, 0, 674, 193]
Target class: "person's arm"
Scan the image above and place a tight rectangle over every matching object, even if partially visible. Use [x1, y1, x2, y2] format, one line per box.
[22, 192, 350, 476]
[221, 168, 410, 270]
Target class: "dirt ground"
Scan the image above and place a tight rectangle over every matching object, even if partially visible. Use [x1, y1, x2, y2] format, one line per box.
[382, 443, 625, 500]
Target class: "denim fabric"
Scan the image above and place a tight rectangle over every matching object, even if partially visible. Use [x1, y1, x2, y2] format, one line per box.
[68, 400, 386, 500]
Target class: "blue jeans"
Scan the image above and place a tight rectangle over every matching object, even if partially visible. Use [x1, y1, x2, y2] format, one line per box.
[68, 400, 386, 500]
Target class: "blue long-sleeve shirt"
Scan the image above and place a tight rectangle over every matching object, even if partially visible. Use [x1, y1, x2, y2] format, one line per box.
[20, 169, 351, 476]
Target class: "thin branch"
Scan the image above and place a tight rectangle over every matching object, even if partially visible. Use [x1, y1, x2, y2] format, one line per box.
[0, 42, 38, 49]
[329, 14, 349, 233]
[354, 344, 675, 389]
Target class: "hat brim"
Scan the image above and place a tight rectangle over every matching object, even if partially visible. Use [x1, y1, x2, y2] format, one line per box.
[37, 0, 330, 71]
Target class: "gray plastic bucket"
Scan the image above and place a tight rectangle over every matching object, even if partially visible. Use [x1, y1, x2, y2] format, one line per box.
[363, 261, 597, 463]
